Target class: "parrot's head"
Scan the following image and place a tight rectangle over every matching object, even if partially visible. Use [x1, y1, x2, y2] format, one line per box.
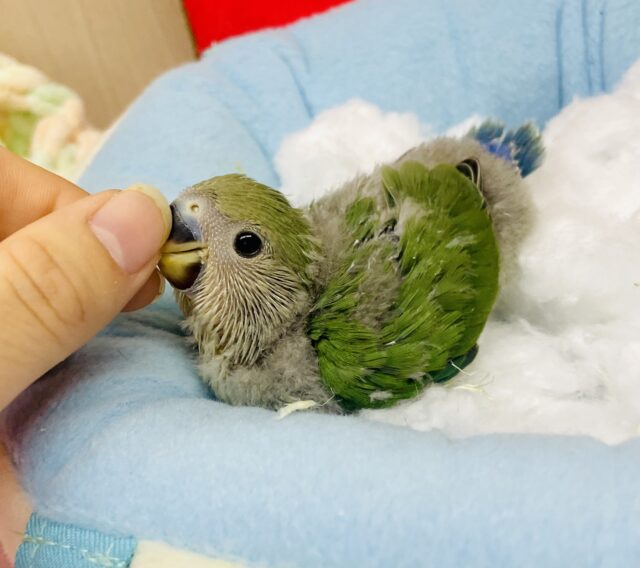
[159, 174, 319, 368]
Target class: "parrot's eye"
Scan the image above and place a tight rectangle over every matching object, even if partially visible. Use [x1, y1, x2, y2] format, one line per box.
[234, 231, 263, 258]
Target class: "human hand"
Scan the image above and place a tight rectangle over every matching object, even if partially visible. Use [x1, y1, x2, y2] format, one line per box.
[0, 147, 171, 411]
[0, 147, 171, 563]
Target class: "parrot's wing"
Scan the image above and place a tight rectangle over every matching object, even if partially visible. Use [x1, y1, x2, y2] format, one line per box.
[309, 162, 499, 411]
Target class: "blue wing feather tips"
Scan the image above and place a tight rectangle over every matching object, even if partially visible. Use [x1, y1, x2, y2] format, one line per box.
[469, 120, 544, 177]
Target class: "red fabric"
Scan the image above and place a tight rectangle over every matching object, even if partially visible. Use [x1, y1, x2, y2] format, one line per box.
[183, 0, 353, 53]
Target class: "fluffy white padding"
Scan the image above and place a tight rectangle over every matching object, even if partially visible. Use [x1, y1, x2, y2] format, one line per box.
[277, 100, 425, 205]
[274, 61, 640, 443]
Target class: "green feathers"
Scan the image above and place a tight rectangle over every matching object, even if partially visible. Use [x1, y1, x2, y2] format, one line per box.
[168, 148, 520, 414]
[192, 174, 319, 285]
[308, 162, 500, 411]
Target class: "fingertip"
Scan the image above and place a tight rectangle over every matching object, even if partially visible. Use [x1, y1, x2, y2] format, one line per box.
[127, 184, 172, 243]
[90, 188, 169, 274]
[122, 270, 165, 312]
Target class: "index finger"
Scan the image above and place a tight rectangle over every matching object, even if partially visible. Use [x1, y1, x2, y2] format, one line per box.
[0, 147, 88, 240]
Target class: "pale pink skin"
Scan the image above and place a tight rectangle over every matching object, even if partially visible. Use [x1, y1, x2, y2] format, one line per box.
[0, 543, 12, 568]
[0, 443, 31, 566]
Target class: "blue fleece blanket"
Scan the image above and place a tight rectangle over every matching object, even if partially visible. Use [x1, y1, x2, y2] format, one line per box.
[5, 0, 640, 566]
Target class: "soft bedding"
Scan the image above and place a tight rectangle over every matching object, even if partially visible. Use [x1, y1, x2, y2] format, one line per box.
[3, 0, 640, 566]
[276, 62, 640, 443]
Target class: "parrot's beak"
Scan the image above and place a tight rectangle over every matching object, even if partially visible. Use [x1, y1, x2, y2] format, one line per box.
[158, 203, 207, 290]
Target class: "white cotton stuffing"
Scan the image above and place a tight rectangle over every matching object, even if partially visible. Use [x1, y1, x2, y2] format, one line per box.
[277, 99, 479, 206]
[274, 60, 640, 444]
[277, 99, 485, 206]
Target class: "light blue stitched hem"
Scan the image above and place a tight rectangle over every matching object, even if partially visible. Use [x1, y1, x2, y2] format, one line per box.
[15, 514, 136, 568]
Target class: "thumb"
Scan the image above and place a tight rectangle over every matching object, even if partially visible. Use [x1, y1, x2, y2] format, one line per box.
[0, 186, 171, 410]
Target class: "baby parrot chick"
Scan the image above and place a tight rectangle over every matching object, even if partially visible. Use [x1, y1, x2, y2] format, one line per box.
[159, 122, 543, 414]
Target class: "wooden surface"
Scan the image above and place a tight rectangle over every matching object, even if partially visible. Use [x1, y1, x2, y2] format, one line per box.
[0, 0, 197, 128]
